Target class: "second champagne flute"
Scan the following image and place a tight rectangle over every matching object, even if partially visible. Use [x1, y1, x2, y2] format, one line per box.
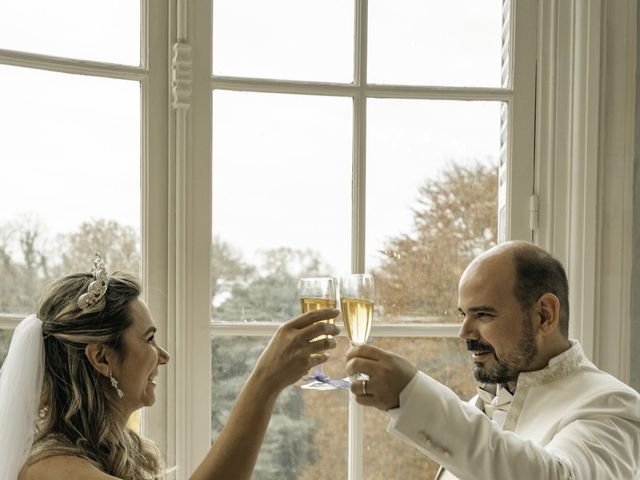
[340, 273, 375, 381]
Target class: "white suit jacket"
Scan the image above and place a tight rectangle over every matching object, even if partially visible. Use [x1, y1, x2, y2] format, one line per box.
[387, 341, 640, 479]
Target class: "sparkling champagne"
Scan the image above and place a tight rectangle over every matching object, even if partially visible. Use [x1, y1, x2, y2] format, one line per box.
[300, 297, 337, 340]
[341, 297, 373, 345]
[300, 297, 337, 313]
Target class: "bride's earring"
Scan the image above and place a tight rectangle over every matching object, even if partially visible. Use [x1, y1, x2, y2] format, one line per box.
[109, 370, 124, 398]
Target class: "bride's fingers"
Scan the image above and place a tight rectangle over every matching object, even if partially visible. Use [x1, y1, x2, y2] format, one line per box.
[301, 321, 339, 342]
[305, 336, 336, 354]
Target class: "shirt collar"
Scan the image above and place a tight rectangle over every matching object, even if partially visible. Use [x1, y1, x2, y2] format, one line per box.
[516, 339, 583, 388]
[477, 340, 583, 397]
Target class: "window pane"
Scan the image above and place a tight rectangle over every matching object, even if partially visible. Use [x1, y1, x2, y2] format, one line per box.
[212, 336, 349, 479]
[213, 0, 354, 82]
[0, 66, 141, 314]
[368, 0, 504, 87]
[363, 337, 476, 478]
[0, 1, 140, 65]
[212, 91, 351, 322]
[367, 99, 500, 323]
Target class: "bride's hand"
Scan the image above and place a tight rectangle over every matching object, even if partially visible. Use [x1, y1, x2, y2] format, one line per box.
[252, 308, 340, 395]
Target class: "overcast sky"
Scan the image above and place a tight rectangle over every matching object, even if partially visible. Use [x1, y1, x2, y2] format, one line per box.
[0, 0, 502, 274]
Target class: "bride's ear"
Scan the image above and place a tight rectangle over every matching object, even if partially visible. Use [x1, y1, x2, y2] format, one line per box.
[85, 343, 111, 376]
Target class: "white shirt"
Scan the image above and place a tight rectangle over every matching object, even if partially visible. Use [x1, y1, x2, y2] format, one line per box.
[386, 340, 640, 479]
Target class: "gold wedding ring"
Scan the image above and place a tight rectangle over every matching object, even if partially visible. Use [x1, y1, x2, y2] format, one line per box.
[362, 379, 368, 396]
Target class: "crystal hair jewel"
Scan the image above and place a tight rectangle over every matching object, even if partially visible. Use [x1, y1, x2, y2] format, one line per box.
[78, 252, 109, 310]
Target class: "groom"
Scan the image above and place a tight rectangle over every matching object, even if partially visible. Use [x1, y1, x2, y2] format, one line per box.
[347, 241, 640, 479]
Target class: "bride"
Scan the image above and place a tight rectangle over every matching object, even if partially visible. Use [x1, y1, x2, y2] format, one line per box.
[0, 253, 339, 479]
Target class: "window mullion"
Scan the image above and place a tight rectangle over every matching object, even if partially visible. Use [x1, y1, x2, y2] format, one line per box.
[352, 0, 368, 276]
[159, 0, 213, 477]
[0, 314, 22, 329]
[141, 0, 173, 472]
[175, 0, 214, 478]
[0, 48, 146, 80]
[209, 322, 462, 338]
[350, 1, 368, 479]
[504, 0, 536, 241]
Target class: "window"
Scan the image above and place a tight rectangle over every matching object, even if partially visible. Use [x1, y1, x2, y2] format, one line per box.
[0, 2, 143, 341]
[0, 0, 168, 438]
[209, 0, 535, 477]
[3, 1, 634, 479]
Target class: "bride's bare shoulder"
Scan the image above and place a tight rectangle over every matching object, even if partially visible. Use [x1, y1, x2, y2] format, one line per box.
[19, 456, 121, 480]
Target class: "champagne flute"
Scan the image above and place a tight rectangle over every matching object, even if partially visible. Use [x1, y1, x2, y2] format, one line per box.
[340, 273, 374, 381]
[299, 277, 339, 391]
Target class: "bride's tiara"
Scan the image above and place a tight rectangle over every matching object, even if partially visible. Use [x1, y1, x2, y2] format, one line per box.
[78, 252, 110, 310]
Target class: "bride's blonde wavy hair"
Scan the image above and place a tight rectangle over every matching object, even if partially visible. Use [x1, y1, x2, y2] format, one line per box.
[25, 272, 164, 479]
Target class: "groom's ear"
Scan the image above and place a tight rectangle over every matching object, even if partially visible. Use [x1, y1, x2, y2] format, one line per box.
[85, 343, 111, 376]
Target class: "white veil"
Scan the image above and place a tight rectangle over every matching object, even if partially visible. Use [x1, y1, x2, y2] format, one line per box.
[0, 315, 45, 479]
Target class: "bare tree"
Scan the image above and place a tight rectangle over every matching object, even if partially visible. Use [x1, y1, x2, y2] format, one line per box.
[56, 219, 140, 275]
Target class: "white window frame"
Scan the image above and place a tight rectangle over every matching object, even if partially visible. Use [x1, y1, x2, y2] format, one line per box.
[199, 0, 536, 478]
[1, 0, 636, 479]
[0, 0, 175, 464]
[170, 0, 638, 477]
[534, 0, 636, 379]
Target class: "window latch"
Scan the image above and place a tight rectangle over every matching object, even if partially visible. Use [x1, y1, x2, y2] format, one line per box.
[529, 194, 539, 231]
